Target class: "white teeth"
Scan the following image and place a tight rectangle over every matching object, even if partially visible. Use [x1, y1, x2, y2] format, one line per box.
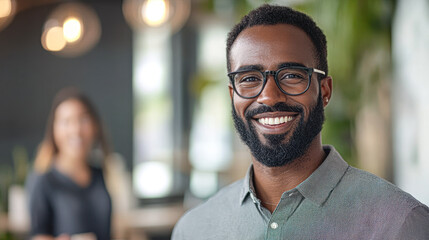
[258, 116, 294, 126]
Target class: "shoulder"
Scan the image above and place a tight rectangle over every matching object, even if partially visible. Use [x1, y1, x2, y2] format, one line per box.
[339, 166, 426, 213]
[172, 179, 244, 239]
[27, 170, 54, 194]
[397, 204, 429, 238]
[180, 179, 243, 221]
[323, 146, 425, 212]
[27, 170, 57, 207]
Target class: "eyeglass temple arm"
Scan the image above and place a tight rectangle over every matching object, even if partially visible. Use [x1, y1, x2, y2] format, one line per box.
[314, 68, 326, 75]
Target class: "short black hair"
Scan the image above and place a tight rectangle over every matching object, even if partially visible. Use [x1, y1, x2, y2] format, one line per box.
[226, 4, 328, 79]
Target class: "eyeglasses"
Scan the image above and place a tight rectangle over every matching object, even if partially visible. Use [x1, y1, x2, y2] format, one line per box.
[228, 66, 326, 99]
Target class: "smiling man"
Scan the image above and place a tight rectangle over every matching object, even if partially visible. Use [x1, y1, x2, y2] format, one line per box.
[172, 4, 429, 240]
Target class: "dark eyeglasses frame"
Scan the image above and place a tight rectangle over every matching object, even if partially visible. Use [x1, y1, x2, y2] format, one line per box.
[228, 66, 326, 99]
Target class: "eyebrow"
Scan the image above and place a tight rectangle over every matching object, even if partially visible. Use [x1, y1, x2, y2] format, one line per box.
[233, 62, 307, 72]
[234, 64, 264, 72]
[277, 62, 306, 69]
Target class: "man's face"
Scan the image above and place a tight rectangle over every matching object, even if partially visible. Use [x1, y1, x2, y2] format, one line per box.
[229, 24, 331, 167]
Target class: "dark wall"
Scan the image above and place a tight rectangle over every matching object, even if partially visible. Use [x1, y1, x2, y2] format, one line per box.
[0, 2, 133, 170]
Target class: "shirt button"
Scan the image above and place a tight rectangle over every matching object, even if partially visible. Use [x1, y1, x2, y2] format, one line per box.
[270, 222, 278, 229]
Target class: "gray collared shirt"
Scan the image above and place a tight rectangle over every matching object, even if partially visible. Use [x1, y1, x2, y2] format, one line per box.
[172, 146, 429, 240]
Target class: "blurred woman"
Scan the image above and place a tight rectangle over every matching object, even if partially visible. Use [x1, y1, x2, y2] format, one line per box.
[29, 88, 112, 240]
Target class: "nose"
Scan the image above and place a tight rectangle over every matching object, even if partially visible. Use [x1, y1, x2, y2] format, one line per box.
[67, 121, 79, 135]
[67, 119, 85, 137]
[256, 74, 288, 106]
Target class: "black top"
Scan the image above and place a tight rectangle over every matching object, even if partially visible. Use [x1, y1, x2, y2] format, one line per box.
[28, 166, 112, 239]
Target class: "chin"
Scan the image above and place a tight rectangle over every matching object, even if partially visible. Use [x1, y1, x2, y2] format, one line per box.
[64, 149, 88, 159]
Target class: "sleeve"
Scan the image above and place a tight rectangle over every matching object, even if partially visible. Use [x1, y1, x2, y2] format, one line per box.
[171, 213, 192, 240]
[171, 221, 184, 240]
[396, 205, 429, 239]
[28, 174, 54, 236]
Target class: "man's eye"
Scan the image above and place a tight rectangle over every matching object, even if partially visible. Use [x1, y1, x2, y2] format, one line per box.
[280, 73, 304, 79]
[240, 76, 261, 83]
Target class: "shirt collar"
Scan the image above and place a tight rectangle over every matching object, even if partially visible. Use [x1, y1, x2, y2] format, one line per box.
[239, 165, 254, 205]
[296, 145, 349, 206]
[239, 145, 349, 206]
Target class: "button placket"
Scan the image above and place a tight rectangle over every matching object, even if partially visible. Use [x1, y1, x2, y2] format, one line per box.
[265, 201, 283, 239]
[265, 191, 303, 240]
[266, 218, 282, 239]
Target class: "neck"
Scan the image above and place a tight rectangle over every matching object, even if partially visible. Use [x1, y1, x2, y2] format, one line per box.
[252, 137, 326, 212]
[55, 153, 91, 187]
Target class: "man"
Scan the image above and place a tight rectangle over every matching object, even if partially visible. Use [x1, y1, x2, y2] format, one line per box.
[173, 4, 429, 240]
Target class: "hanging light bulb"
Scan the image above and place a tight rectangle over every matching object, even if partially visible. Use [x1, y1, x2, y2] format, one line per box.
[41, 2, 101, 57]
[142, 0, 169, 26]
[123, 0, 190, 32]
[0, 0, 16, 32]
[63, 17, 82, 43]
[0, 0, 12, 18]
[42, 25, 67, 52]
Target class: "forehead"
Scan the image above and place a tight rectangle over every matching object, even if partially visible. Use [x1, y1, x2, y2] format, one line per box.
[55, 99, 89, 118]
[229, 24, 317, 71]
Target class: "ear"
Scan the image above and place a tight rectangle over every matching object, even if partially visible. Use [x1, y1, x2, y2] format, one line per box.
[228, 83, 234, 100]
[320, 76, 333, 107]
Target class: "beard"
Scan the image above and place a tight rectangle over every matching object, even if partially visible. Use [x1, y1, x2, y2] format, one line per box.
[232, 93, 325, 167]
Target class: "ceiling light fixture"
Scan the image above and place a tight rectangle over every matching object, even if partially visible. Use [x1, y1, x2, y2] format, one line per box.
[0, 0, 16, 32]
[123, 0, 190, 33]
[41, 2, 101, 57]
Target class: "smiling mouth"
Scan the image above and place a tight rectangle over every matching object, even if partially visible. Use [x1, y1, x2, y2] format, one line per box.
[256, 115, 295, 126]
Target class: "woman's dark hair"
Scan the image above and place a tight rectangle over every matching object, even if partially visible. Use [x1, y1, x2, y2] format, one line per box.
[34, 87, 111, 173]
[226, 4, 328, 80]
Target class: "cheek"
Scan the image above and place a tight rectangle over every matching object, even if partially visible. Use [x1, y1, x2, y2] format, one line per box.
[53, 123, 66, 146]
[82, 122, 97, 143]
[302, 80, 321, 108]
[233, 97, 253, 118]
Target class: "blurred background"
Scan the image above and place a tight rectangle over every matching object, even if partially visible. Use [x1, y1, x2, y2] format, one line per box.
[0, 0, 428, 239]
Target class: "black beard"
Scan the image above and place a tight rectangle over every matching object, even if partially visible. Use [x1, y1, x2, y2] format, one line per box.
[232, 94, 325, 167]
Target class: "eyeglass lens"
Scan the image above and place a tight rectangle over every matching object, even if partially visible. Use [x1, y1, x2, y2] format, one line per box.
[232, 67, 310, 97]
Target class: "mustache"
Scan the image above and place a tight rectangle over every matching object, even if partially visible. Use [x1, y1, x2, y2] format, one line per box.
[244, 102, 303, 119]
